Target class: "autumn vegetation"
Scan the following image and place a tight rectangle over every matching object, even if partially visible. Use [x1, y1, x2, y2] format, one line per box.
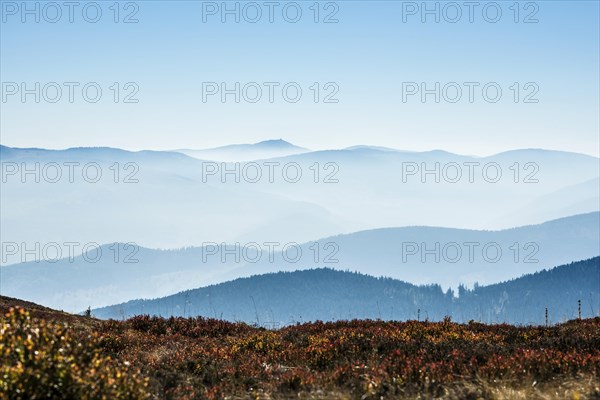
[1, 300, 599, 399]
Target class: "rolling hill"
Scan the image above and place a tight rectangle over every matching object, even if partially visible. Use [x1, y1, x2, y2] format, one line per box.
[174, 139, 310, 161]
[1, 144, 598, 250]
[92, 257, 600, 325]
[2, 213, 598, 312]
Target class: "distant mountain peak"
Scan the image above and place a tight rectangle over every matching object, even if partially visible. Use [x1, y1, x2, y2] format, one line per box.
[235, 139, 308, 152]
[254, 139, 297, 148]
[174, 139, 310, 161]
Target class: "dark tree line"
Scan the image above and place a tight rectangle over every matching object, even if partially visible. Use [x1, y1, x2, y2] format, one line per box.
[93, 257, 600, 326]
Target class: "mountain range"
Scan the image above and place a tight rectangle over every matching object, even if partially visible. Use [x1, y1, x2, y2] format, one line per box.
[1, 213, 598, 312]
[91, 257, 600, 326]
[1, 142, 598, 250]
[174, 139, 309, 161]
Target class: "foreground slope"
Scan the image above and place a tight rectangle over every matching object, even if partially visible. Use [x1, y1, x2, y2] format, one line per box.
[2, 297, 599, 399]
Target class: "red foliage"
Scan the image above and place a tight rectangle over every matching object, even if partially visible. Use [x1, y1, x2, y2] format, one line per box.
[92, 316, 600, 399]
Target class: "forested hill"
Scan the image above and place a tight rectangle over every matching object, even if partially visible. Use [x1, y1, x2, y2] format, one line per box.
[455, 257, 600, 323]
[92, 257, 600, 325]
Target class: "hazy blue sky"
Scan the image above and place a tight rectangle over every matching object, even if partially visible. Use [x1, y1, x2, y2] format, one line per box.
[1, 0, 599, 155]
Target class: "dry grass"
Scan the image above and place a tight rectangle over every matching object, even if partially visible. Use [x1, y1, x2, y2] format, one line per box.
[1, 296, 599, 400]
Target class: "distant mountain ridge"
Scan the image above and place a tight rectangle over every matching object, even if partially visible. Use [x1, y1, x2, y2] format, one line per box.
[4, 143, 596, 160]
[2, 143, 598, 269]
[92, 257, 600, 326]
[1, 213, 598, 313]
[173, 139, 310, 161]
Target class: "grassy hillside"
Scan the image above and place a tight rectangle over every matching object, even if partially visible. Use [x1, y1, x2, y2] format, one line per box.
[1, 298, 599, 399]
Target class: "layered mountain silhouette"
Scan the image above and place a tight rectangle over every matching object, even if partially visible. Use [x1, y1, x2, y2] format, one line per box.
[174, 139, 309, 161]
[1, 143, 598, 250]
[1, 213, 598, 312]
[91, 257, 600, 326]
